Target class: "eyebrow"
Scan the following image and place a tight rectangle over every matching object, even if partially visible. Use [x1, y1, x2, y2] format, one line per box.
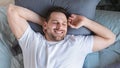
[51, 20, 67, 23]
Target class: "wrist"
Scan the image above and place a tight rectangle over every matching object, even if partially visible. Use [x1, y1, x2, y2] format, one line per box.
[80, 16, 90, 27]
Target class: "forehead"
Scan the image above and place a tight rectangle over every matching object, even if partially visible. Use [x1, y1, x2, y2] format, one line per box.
[49, 12, 67, 21]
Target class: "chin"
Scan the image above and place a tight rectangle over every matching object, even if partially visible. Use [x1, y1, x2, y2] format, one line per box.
[55, 36, 64, 41]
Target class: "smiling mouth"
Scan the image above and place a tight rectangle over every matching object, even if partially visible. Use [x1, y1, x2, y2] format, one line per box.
[54, 30, 64, 34]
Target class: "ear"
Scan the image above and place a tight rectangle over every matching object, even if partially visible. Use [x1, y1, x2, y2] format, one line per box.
[43, 21, 47, 30]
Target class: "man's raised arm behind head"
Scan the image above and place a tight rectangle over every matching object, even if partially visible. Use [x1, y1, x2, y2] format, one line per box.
[68, 14, 116, 52]
[7, 4, 44, 39]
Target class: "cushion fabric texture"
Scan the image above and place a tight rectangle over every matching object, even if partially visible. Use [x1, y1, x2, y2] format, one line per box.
[83, 10, 120, 68]
[95, 10, 120, 41]
[0, 7, 13, 68]
[0, 7, 120, 68]
[15, 0, 100, 35]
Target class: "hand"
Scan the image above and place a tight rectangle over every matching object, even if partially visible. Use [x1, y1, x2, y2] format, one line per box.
[68, 14, 86, 29]
[41, 17, 46, 25]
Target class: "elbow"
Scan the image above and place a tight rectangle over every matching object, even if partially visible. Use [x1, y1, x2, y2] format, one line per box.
[108, 34, 116, 45]
[7, 4, 16, 14]
[7, 4, 12, 12]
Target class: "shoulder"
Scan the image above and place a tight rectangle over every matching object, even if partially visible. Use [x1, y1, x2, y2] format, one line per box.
[18, 25, 44, 43]
[66, 35, 93, 41]
[65, 35, 93, 52]
[18, 25, 45, 49]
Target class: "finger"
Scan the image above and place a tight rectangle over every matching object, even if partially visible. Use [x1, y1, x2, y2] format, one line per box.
[71, 14, 76, 18]
[69, 17, 74, 20]
[68, 22, 76, 28]
[69, 22, 83, 29]
[68, 20, 72, 24]
[71, 14, 75, 17]
[69, 16, 73, 19]
[68, 18, 72, 22]
[69, 14, 75, 18]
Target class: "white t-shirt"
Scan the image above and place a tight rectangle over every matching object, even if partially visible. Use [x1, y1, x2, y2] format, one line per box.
[18, 25, 93, 68]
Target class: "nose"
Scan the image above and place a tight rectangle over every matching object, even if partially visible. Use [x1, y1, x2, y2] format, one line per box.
[56, 23, 62, 29]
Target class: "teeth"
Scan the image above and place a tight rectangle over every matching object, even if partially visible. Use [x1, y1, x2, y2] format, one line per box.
[55, 30, 63, 34]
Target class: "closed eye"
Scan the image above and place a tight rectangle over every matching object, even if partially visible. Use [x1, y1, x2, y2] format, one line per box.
[52, 21, 58, 24]
[62, 23, 67, 26]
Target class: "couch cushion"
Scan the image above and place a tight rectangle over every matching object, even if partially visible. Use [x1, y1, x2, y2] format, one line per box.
[95, 10, 120, 41]
[84, 10, 120, 68]
[15, 0, 100, 35]
[0, 7, 13, 68]
[0, 40, 13, 68]
[0, 6, 120, 68]
[0, 7, 15, 46]
[99, 41, 120, 67]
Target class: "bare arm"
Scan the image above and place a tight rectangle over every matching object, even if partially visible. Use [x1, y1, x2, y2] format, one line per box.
[7, 4, 44, 39]
[68, 14, 116, 52]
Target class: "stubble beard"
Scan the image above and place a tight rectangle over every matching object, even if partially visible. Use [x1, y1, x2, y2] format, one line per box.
[45, 27, 67, 41]
[49, 33, 65, 41]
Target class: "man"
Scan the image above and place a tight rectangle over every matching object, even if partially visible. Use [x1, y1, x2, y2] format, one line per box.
[7, 4, 115, 68]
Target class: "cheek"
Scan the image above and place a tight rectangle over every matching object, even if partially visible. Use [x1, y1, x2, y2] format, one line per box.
[64, 26, 68, 30]
[47, 25, 55, 32]
[48, 24, 56, 29]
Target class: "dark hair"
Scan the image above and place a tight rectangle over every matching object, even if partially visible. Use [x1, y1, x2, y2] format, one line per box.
[45, 6, 70, 22]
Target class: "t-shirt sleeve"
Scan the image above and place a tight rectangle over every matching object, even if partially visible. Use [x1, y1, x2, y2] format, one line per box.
[18, 25, 43, 50]
[76, 35, 94, 53]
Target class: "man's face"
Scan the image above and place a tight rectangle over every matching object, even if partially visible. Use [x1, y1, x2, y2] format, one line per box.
[44, 12, 68, 41]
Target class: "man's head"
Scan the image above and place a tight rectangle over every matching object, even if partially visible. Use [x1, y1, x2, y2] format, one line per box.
[43, 7, 69, 41]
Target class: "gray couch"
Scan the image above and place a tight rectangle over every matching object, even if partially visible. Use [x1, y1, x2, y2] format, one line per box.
[84, 10, 120, 68]
[0, 7, 120, 68]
